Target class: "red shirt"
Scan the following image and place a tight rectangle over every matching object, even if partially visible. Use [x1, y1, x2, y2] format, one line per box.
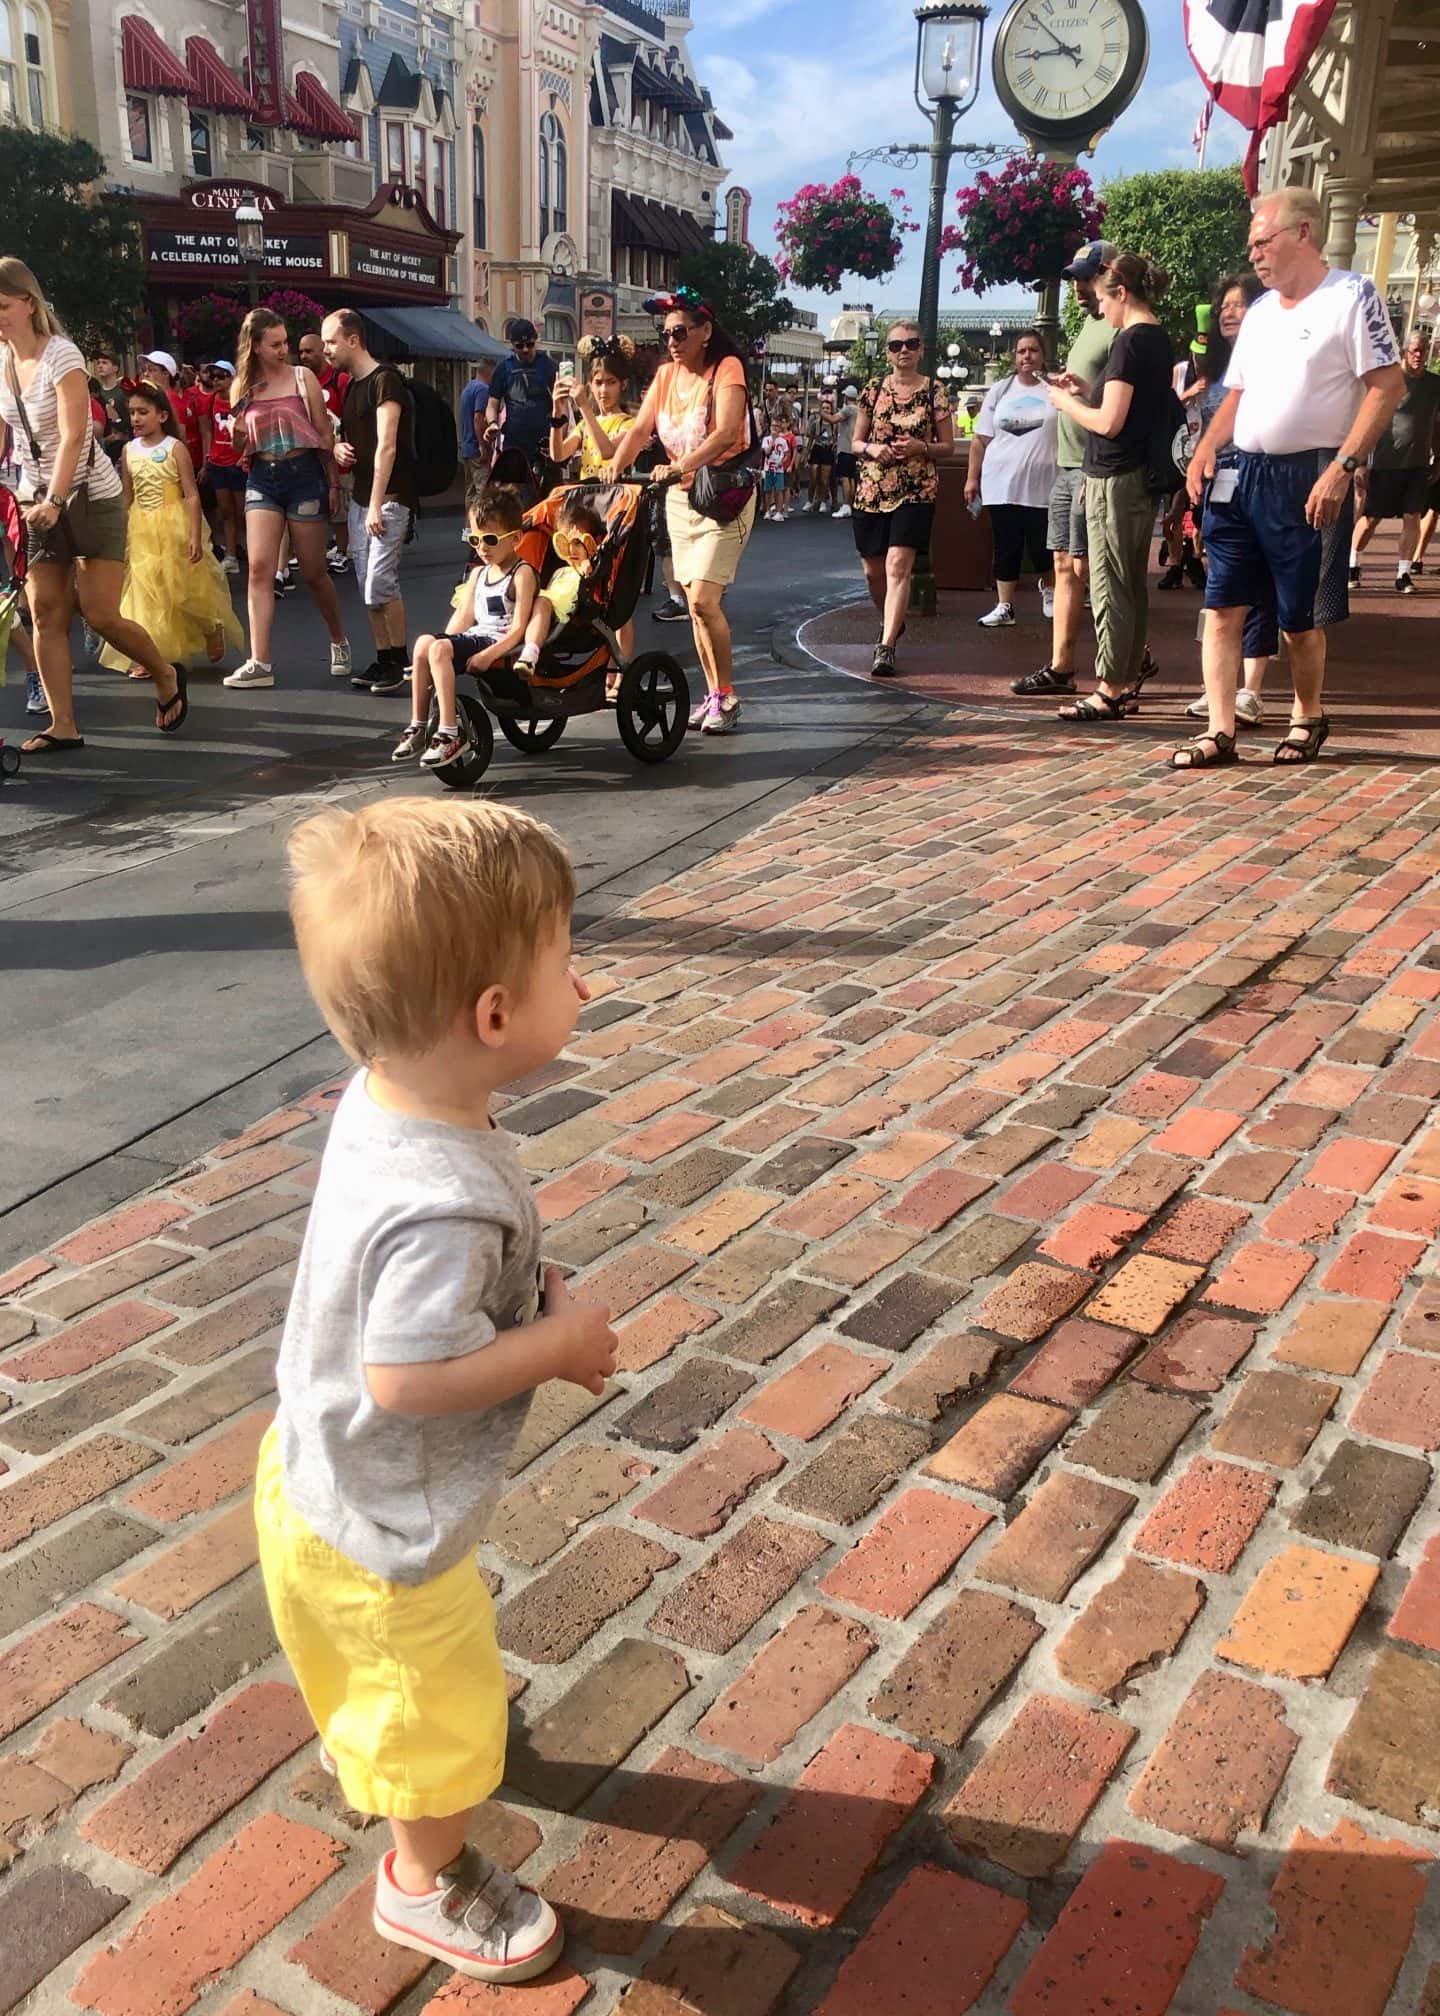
[201, 390, 239, 467]
[170, 386, 205, 468]
[316, 367, 350, 421]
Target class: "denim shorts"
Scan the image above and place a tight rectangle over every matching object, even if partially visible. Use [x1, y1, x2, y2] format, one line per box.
[1203, 448, 1351, 635]
[245, 451, 330, 521]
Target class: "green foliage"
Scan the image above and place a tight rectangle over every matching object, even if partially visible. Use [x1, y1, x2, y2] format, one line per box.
[675, 240, 796, 350]
[0, 128, 145, 351]
[842, 316, 985, 390]
[1089, 167, 1252, 349]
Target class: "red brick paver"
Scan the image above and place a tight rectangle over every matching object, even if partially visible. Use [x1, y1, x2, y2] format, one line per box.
[8, 698, 1440, 2011]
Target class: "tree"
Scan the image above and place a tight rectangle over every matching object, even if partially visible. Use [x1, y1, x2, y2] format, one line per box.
[674, 241, 796, 350]
[1088, 167, 1252, 349]
[0, 129, 145, 352]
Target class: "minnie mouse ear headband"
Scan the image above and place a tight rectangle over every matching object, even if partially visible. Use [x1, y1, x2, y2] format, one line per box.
[642, 287, 714, 323]
[577, 332, 637, 367]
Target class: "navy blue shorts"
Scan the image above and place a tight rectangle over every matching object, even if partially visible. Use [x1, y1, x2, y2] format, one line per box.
[1203, 448, 1352, 636]
[244, 450, 330, 520]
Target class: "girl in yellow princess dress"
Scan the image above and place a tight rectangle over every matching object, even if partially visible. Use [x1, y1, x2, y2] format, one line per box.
[102, 381, 242, 679]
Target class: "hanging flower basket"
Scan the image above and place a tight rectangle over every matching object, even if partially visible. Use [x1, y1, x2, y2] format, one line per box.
[264, 288, 326, 340]
[173, 290, 247, 359]
[774, 177, 915, 294]
[939, 158, 1105, 295]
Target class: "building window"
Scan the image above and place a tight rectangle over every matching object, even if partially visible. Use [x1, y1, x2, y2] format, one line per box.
[22, 4, 44, 123]
[471, 121, 486, 248]
[431, 135, 446, 222]
[126, 91, 153, 162]
[190, 112, 212, 177]
[543, 312, 572, 348]
[539, 110, 565, 240]
[385, 119, 405, 180]
[0, 9, 16, 117]
[244, 123, 268, 151]
[411, 123, 427, 195]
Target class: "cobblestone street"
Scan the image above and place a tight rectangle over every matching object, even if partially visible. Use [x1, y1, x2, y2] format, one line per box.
[7, 707, 1440, 2015]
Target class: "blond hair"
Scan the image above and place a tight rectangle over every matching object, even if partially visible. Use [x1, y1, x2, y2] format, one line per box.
[0, 257, 62, 337]
[233, 306, 287, 408]
[287, 798, 576, 1063]
[1260, 185, 1323, 232]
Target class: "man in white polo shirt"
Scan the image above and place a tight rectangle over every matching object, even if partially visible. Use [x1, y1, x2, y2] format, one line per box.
[1176, 185, 1403, 771]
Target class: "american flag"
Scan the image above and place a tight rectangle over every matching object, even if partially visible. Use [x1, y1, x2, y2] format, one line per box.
[1191, 96, 1213, 157]
[1184, 0, 1339, 192]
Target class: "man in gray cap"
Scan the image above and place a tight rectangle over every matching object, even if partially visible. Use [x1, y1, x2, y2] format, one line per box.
[1012, 239, 1117, 697]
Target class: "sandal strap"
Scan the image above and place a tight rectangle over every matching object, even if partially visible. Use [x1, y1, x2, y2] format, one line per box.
[1064, 692, 1125, 720]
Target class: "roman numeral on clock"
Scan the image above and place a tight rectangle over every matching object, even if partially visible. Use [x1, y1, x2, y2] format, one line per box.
[1096, 62, 1113, 80]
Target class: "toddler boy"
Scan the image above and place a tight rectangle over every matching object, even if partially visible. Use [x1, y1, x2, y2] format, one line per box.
[256, 796, 617, 1984]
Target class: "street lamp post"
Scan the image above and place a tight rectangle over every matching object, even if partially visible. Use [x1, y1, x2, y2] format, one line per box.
[235, 201, 265, 310]
[910, 1, 987, 617]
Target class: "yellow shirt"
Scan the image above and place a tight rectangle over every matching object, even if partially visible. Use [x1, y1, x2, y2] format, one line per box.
[579, 410, 629, 481]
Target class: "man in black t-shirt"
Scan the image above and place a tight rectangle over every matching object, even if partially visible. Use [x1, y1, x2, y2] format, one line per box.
[323, 310, 418, 694]
[484, 319, 559, 475]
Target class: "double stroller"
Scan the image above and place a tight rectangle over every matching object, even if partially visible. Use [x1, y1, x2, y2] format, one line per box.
[429, 477, 690, 791]
[0, 485, 27, 782]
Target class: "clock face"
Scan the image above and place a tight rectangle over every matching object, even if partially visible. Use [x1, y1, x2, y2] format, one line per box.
[995, 0, 1149, 141]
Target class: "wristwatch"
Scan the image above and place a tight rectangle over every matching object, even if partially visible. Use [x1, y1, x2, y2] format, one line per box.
[1339, 455, 1360, 475]
[43, 492, 65, 509]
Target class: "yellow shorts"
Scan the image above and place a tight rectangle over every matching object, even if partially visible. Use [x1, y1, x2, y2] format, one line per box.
[253, 1425, 508, 1820]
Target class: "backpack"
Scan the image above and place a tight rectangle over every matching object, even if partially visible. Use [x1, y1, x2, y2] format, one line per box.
[1146, 385, 1191, 496]
[408, 378, 459, 497]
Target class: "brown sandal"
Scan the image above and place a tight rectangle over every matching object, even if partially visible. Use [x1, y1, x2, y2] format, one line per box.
[1170, 730, 1238, 770]
[1273, 716, 1330, 764]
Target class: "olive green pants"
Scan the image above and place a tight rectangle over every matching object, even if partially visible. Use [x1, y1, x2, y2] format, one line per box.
[1084, 467, 1155, 689]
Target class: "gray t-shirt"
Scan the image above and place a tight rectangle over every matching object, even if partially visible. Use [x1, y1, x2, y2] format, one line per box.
[275, 1074, 543, 1584]
[835, 402, 859, 454]
[1372, 370, 1440, 470]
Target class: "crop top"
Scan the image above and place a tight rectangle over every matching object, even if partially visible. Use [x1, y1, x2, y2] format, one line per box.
[239, 369, 333, 461]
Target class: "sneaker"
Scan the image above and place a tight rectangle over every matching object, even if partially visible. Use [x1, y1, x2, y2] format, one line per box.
[833, 504, 852, 519]
[1414, 562, 1425, 577]
[223, 659, 274, 689]
[978, 602, 1015, 628]
[1235, 689, 1264, 725]
[1185, 695, 1210, 718]
[330, 642, 353, 680]
[325, 544, 347, 573]
[371, 668, 411, 696]
[1012, 664, 1076, 696]
[871, 644, 897, 678]
[391, 721, 427, 762]
[221, 553, 240, 576]
[419, 724, 470, 768]
[818, 502, 831, 516]
[1183, 555, 1208, 590]
[273, 572, 293, 598]
[699, 691, 738, 733]
[351, 661, 384, 692]
[1041, 586, 1055, 620]
[1157, 564, 1184, 591]
[1396, 572, 1417, 595]
[25, 670, 48, 715]
[373, 1846, 563, 1985]
[1348, 564, 1361, 587]
[687, 693, 710, 729]
[801, 501, 815, 514]
[653, 596, 689, 623]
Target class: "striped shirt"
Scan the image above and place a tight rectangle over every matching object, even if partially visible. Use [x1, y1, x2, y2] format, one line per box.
[0, 336, 122, 503]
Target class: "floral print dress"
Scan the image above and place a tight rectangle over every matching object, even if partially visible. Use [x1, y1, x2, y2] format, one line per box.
[854, 376, 953, 515]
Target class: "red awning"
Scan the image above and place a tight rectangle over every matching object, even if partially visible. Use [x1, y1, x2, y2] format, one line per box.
[293, 70, 362, 143]
[121, 16, 193, 95]
[184, 37, 258, 115]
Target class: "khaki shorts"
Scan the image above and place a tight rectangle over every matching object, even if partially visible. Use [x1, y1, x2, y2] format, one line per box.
[667, 486, 756, 588]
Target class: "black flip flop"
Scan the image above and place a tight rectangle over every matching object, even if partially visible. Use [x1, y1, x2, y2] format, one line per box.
[23, 731, 85, 753]
[157, 664, 189, 736]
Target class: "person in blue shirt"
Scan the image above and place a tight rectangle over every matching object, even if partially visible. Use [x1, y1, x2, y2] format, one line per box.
[459, 367, 490, 495]
[484, 320, 559, 481]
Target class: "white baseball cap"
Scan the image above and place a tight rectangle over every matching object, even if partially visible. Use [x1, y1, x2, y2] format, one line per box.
[141, 349, 178, 378]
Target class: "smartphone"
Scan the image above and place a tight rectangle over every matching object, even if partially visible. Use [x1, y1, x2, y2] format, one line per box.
[966, 495, 983, 519]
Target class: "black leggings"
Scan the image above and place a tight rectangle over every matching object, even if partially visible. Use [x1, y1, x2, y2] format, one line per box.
[990, 503, 1051, 584]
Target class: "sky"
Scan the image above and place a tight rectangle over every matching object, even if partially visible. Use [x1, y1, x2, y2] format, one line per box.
[685, 0, 1249, 326]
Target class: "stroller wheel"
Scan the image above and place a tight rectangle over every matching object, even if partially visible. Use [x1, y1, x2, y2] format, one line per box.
[500, 714, 566, 756]
[616, 652, 689, 765]
[431, 693, 494, 790]
[0, 745, 19, 778]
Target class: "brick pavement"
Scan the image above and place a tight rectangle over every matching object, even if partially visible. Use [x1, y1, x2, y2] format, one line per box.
[6, 714, 1440, 2014]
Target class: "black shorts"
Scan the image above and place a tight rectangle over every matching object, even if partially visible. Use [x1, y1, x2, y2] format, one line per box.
[853, 502, 935, 559]
[1364, 466, 1430, 521]
[835, 452, 858, 481]
[809, 446, 835, 468]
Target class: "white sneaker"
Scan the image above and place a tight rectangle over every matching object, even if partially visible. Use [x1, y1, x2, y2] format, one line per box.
[221, 554, 240, 576]
[818, 502, 831, 516]
[1042, 586, 1055, 619]
[1185, 695, 1209, 718]
[1235, 689, 1264, 725]
[978, 602, 1016, 628]
[223, 659, 274, 689]
[330, 641, 353, 679]
[801, 501, 815, 514]
[373, 1847, 563, 1985]
[834, 504, 851, 520]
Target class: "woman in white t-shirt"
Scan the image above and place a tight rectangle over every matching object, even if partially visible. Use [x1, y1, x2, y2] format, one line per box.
[965, 333, 1059, 629]
[0, 256, 187, 752]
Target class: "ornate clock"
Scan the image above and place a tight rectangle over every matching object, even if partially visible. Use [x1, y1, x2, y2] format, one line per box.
[992, 0, 1149, 152]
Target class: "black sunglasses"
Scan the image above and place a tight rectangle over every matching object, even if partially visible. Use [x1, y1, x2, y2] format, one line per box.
[662, 324, 694, 344]
[888, 336, 921, 353]
[513, 338, 536, 349]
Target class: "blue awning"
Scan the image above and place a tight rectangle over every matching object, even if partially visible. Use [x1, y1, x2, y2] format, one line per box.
[362, 305, 510, 363]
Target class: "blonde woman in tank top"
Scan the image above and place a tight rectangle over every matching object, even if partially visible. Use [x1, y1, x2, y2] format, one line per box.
[224, 308, 351, 690]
